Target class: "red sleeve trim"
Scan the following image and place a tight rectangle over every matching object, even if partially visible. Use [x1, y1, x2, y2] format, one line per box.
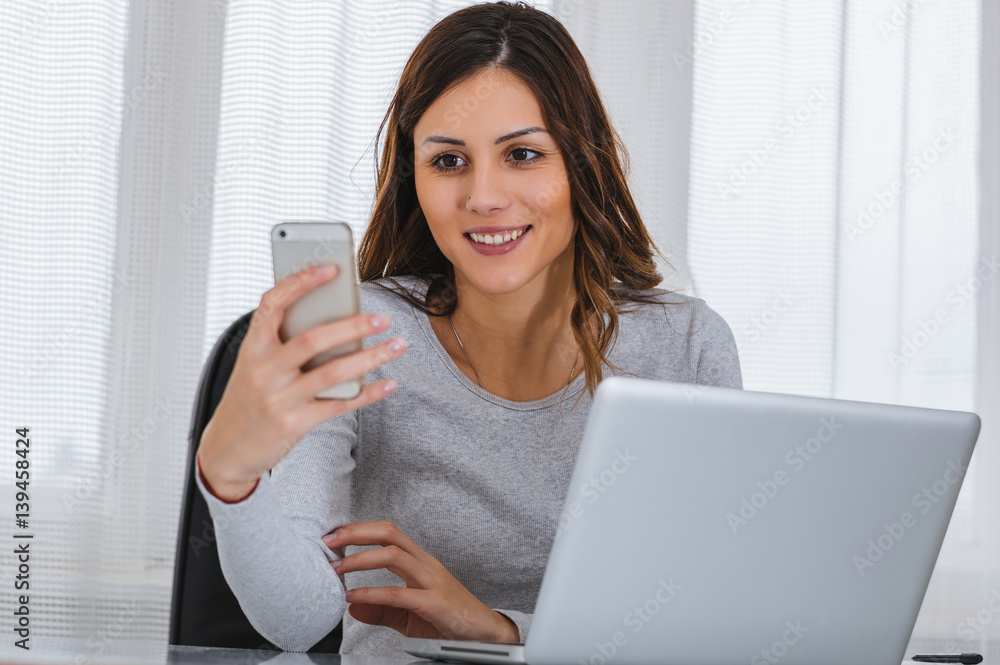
[196, 451, 259, 504]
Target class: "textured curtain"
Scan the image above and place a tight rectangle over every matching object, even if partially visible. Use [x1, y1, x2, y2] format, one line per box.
[686, 0, 996, 657]
[0, 0, 996, 656]
[0, 0, 225, 644]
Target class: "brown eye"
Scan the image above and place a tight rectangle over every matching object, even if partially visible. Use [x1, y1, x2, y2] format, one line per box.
[431, 153, 465, 172]
[509, 147, 541, 165]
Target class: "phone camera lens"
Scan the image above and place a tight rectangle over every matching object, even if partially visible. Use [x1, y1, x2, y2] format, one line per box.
[279, 230, 286, 238]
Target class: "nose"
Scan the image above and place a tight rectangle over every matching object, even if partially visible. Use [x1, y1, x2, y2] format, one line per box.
[465, 161, 510, 216]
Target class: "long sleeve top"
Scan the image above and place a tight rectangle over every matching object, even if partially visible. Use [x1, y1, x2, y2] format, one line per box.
[195, 275, 743, 658]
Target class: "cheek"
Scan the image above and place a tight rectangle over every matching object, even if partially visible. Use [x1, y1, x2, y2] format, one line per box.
[414, 171, 432, 209]
[525, 171, 571, 215]
[415, 175, 447, 233]
[525, 174, 574, 247]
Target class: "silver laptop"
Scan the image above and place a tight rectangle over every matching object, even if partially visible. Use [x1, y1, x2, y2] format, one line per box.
[401, 377, 980, 665]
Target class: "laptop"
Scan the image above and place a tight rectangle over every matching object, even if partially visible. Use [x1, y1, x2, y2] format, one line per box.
[401, 377, 980, 665]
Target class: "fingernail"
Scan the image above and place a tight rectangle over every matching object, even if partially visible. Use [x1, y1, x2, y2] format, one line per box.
[318, 264, 337, 277]
[388, 337, 406, 353]
[369, 314, 387, 328]
[331, 559, 341, 571]
[345, 589, 353, 600]
[383, 379, 397, 393]
[322, 531, 338, 545]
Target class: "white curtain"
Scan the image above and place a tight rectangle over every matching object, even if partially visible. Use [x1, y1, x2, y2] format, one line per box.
[0, 0, 225, 643]
[0, 0, 996, 656]
[686, 0, 996, 656]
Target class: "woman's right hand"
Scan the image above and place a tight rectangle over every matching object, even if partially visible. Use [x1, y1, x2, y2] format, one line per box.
[197, 263, 407, 503]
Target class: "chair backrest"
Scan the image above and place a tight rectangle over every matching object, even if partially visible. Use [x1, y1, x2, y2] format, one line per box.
[170, 309, 342, 652]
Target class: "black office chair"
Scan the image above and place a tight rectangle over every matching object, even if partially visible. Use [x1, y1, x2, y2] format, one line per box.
[170, 309, 343, 652]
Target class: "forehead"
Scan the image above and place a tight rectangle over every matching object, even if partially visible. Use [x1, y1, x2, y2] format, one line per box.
[414, 69, 547, 143]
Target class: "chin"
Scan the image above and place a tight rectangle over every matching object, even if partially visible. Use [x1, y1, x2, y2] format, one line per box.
[460, 269, 531, 296]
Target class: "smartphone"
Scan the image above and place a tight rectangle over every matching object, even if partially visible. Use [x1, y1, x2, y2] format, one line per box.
[270, 221, 362, 400]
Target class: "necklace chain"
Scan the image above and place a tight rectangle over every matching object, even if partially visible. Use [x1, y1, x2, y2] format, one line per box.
[448, 313, 581, 391]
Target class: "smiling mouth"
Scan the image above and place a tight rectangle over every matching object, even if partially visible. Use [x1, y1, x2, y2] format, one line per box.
[465, 226, 531, 246]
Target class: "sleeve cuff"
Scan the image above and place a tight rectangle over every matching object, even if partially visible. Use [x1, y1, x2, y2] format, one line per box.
[196, 451, 260, 504]
[494, 609, 531, 644]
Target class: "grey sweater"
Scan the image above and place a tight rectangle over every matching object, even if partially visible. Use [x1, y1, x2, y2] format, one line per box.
[195, 275, 742, 658]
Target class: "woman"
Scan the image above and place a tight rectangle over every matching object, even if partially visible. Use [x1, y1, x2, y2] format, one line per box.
[196, 1, 742, 657]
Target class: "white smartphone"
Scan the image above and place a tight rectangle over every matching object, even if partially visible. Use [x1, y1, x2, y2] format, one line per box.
[270, 221, 362, 400]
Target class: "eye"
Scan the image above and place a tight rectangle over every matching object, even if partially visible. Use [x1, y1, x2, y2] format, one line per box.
[429, 147, 543, 173]
[509, 147, 542, 164]
[431, 153, 466, 173]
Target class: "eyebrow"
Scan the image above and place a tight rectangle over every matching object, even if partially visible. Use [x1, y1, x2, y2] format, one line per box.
[420, 127, 548, 147]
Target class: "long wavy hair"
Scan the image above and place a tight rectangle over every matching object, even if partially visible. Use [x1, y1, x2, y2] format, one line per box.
[357, 1, 672, 404]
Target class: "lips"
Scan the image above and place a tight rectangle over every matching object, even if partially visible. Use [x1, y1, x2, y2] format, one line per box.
[464, 224, 531, 235]
[468, 227, 527, 245]
[464, 225, 531, 255]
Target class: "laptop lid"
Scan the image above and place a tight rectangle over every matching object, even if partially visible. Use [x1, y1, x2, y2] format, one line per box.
[523, 377, 980, 665]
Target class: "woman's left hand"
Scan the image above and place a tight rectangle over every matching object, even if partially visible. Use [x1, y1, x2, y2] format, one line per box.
[322, 520, 519, 642]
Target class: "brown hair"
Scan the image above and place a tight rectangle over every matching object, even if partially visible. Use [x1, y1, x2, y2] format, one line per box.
[357, 1, 672, 405]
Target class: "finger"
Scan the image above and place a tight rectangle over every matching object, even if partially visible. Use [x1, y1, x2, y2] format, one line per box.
[275, 312, 392, 372]
[299, 377, 400, 423]
[348, 601, 476, 641]
[345, 585, 427, 617]
[333, 545, 435, 589]
[347, 603, 410, 633]
[249, 375, 400, 459]
[326, 520, 432, 563]
[243, 263, 340, 354]
[293, 337, 407, 402]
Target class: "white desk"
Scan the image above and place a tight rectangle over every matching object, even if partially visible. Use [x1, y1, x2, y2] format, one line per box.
[0, 638, 993, 665]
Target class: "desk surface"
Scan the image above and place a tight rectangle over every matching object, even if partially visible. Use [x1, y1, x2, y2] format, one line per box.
[0, 639, 992, 665]
[0, 641, 421, 665]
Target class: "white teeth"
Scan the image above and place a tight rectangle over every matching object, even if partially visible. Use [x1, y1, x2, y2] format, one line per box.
[470, 228, 525, 245]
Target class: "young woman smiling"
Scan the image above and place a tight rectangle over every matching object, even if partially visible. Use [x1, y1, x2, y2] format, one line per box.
[195, 1, 742, 658]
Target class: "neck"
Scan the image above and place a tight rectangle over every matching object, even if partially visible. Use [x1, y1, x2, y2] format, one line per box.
[448, 252, 580, 391]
